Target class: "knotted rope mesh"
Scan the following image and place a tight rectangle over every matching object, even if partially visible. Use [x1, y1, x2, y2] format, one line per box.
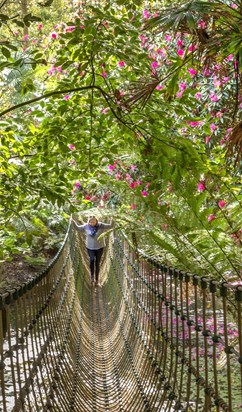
[0, 224, 241, 411]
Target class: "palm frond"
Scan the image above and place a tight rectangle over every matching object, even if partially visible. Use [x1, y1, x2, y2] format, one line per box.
[226, 121, 242, 165]
[124, 76, 161, 109]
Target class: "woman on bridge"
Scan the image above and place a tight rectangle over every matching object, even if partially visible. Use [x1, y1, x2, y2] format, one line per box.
[71, 216, 114, 287]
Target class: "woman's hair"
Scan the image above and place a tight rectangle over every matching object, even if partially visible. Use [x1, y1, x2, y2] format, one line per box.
[88, 215, 98, 223]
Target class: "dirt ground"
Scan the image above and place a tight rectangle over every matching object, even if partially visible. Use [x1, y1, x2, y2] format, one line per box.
[0, 250, 57, 295]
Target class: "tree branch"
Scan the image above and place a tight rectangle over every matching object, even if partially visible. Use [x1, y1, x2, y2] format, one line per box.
[0, 0, 9, 10]
[0, 85, 111, 117]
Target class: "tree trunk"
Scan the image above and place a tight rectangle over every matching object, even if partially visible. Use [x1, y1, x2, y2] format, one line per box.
[20, 0, 28, 36]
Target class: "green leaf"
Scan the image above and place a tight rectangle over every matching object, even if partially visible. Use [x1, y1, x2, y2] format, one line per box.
[0, 14, 9, 21]
[14, 20, 25, 28]
[1, 46, 11, 59]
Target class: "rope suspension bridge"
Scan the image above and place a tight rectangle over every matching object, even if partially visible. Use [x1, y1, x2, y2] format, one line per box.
[0, 224, 241, 411]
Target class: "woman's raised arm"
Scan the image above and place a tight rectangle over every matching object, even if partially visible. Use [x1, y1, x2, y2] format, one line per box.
[71, 217, 86, 231]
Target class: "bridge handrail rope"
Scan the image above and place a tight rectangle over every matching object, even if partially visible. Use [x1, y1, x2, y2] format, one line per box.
[0, 224, 241, 411]
[116, 230, 242, 410]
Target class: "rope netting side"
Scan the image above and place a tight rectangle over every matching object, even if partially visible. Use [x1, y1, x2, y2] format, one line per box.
[0, 223, 85, 412]
[115, 231, 242, 411]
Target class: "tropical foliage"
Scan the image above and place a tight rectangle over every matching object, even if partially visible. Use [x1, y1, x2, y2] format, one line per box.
[0, 0, 241, 281]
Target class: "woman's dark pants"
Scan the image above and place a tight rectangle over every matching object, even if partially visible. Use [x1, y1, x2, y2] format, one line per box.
[87, 248, 104, 282]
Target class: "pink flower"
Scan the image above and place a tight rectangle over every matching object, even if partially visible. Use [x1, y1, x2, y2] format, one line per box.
[100, 71, 107, 78]
[165, 35, 172, 42]
[209, 93, 219, 102]
[222, 76, 230, 84]
[179, 82, 187, 91]
[177, 39, 183, 47]
[130, 203, 137, 210]
[210, 123, 218, 133]
[188, 68, 197, 76]
[213, 77, 221, 88]
[141, 190, 148, 197]
[65, 26, 76, 33]
[68, 144, 76, 150]
[101, 192, 110, 201]
[38, 23, 43, 30]
[102, 108, 109, 114]
[188, 121, 201, 127]
[197, 182, 205, 192]
[214, 64, 221, 71]
[197, 20, 207, 29]
[188, 44, 196, 52]
[177, 49, 184, 56]
[118, 61, 125, 67]
[176, 91, 184, 98]
[143, 9, 150, 19]
[180, 127, 187, 135]
[203, 67, 211, 76]
[156, 85, 163, 90]
[157, 48, 166, 58]
[218, 200, 226, 208]
[74, 181, 81, 189]
[151, 61, 159, 69]
[226, 54, 234, 61]
[139, 35, 148, 46]
[64, 95, 70, 100]
[115, 173, 122, 180]
[224, 128, 232, 141]
[108, 164, 116, 171]
[208, 214, 215, 222]
[23, 34, 29, 41]
[129, 181, 138, 189]
[205, 136, 211, 144]
[195, 92, 202, 100]
[51, 32, 57, 39]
